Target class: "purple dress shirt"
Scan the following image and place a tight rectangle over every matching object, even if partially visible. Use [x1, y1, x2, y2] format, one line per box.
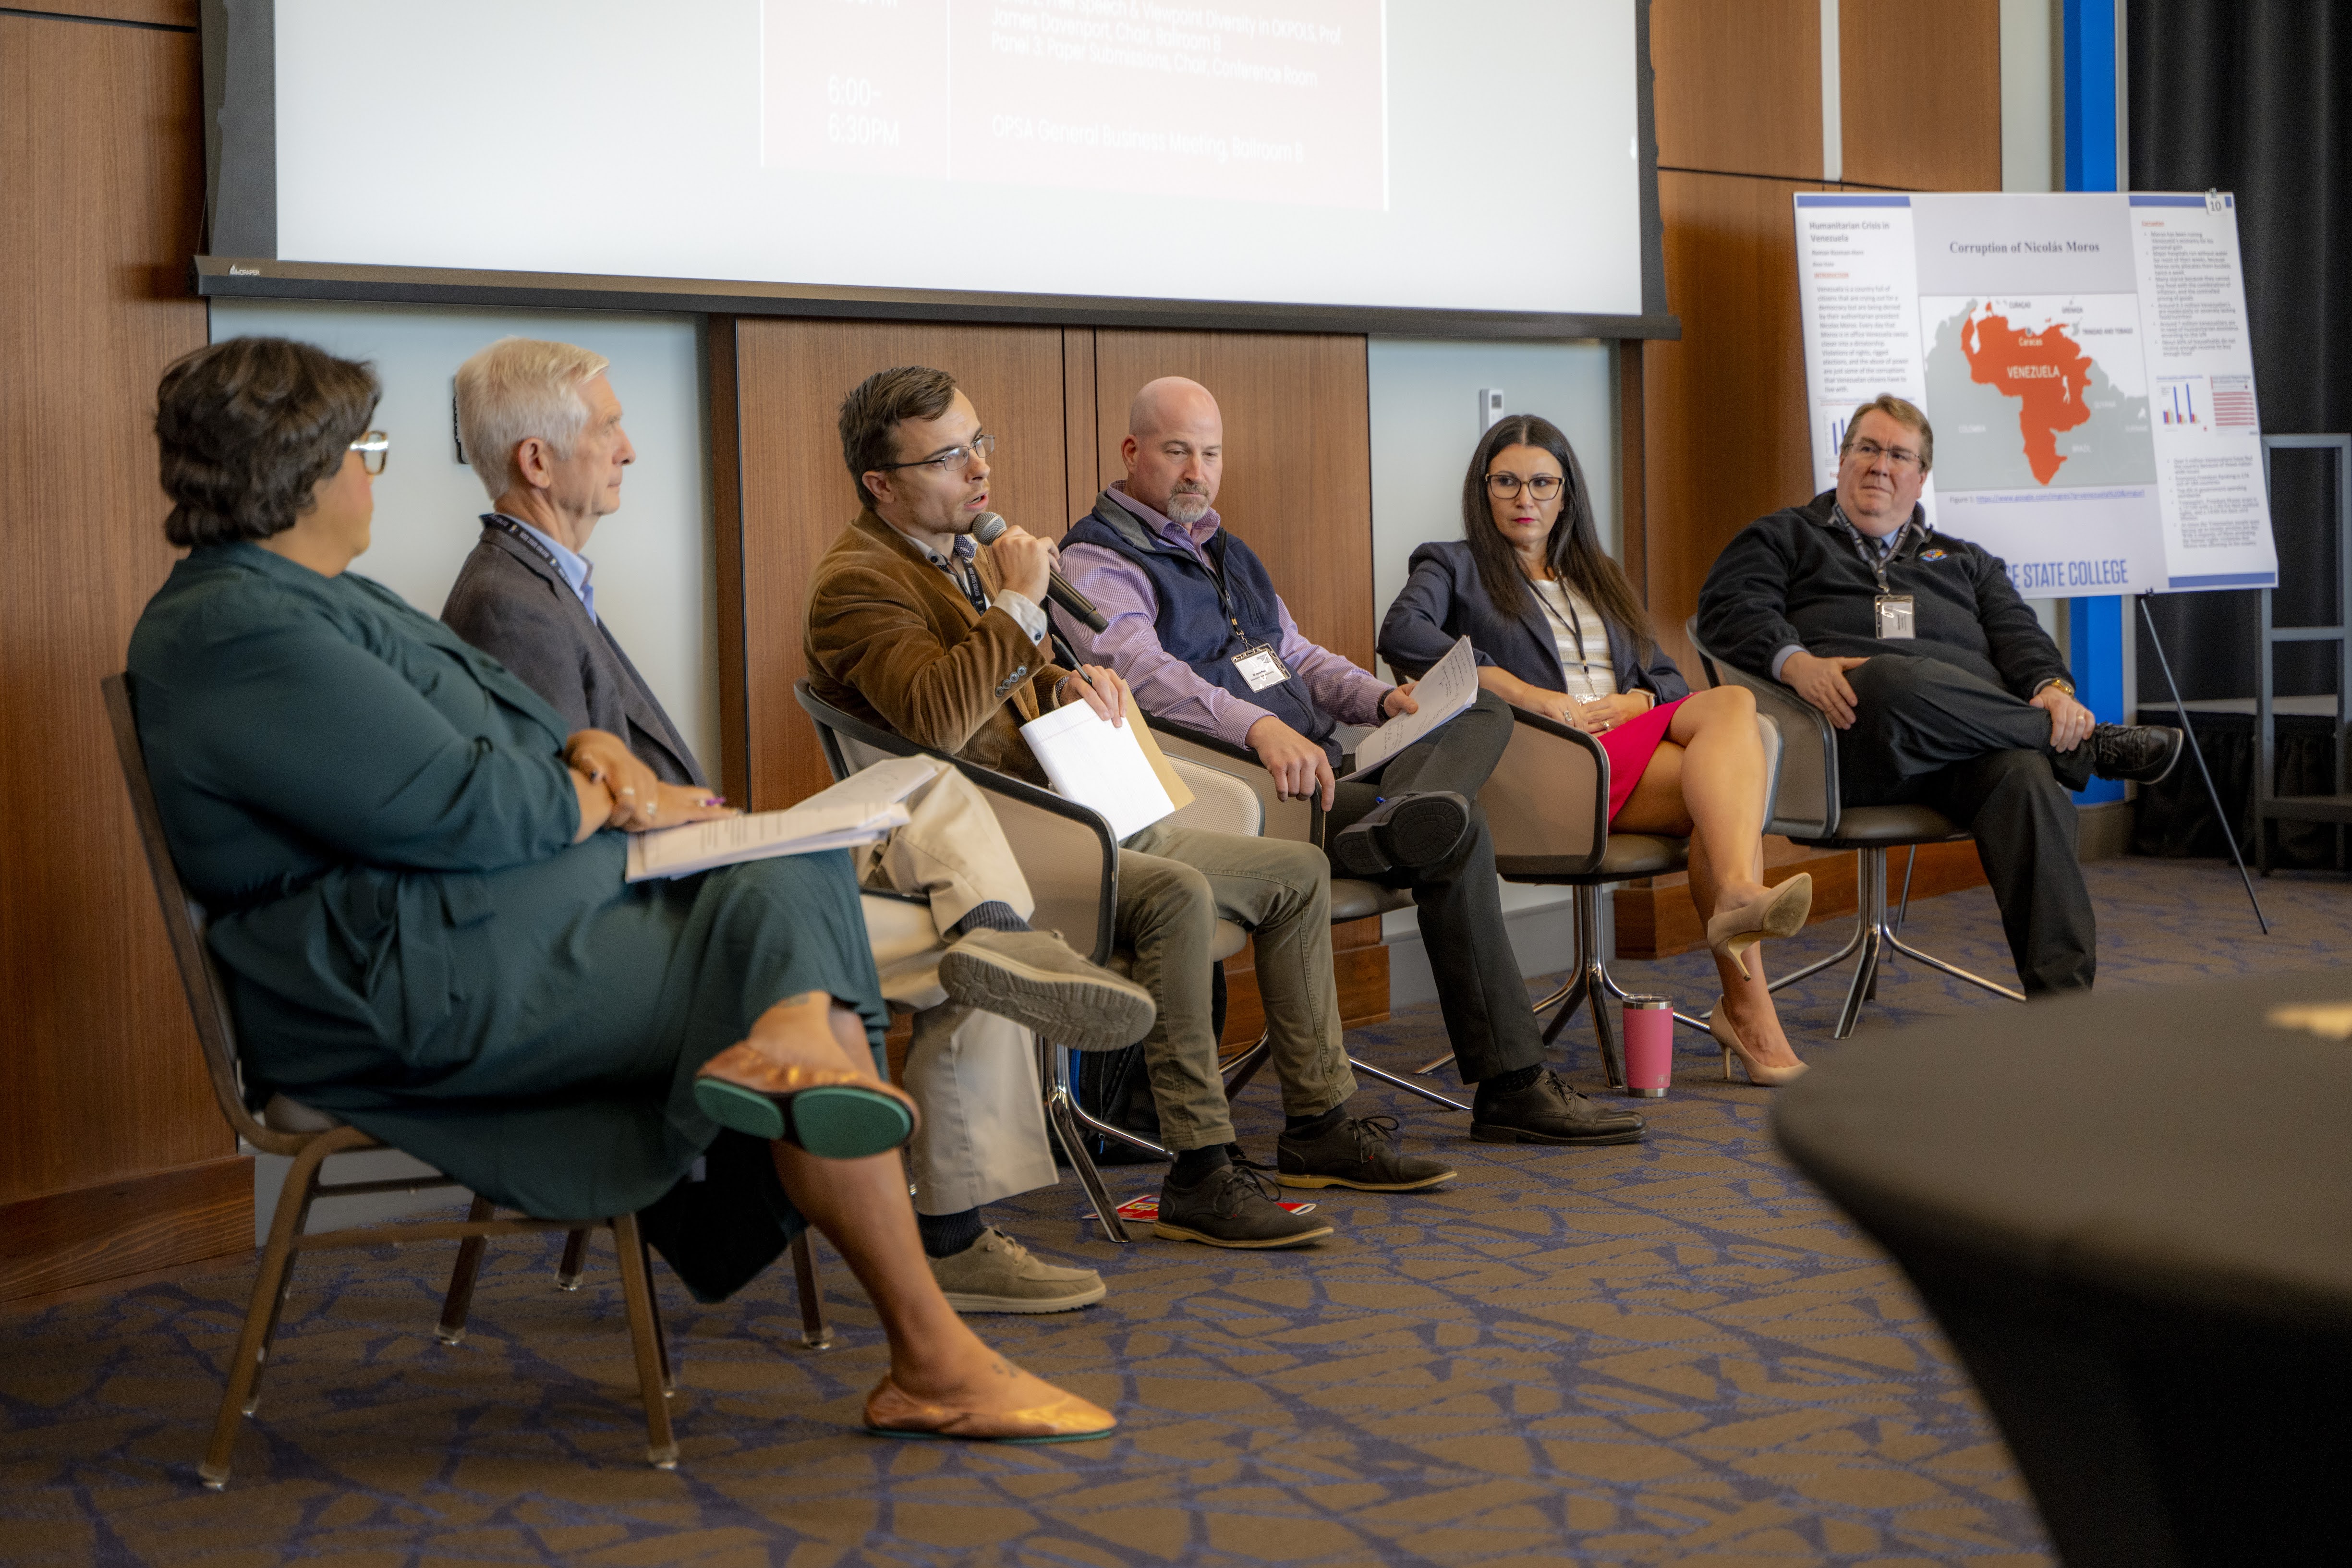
[1054, 484, 1391, 748]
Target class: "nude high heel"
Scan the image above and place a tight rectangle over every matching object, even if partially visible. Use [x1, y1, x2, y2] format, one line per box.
[1710, 999, 1808, 1087]
[1705, 873, 1814, 982]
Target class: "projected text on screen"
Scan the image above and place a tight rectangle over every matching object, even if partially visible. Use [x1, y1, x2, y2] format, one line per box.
[763, 0, 1388, 211]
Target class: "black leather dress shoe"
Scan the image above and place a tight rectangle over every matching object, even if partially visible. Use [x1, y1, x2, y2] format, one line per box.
[1276, 1113, 1456, 1191]
[1330, 790, 1470, 877]
[2089, 722, 2185, 784]
[1470, 1069, 1646, 1146]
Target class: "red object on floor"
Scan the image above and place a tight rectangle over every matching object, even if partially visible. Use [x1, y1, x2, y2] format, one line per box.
[1602, 695, 1688, 820]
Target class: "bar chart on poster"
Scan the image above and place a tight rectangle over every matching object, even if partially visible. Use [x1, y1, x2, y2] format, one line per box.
[1794, 191, 2277, 595]
[763, 0, 1388, 211]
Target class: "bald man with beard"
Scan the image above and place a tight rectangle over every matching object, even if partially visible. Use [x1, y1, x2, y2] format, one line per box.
[1055, 377, 1647, 1152]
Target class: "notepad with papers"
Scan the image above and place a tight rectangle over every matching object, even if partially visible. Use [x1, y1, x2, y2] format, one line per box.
[624, 757, 941, 882]
[1021, 695, 1186, 843]
[1343, 634, 1479, 781]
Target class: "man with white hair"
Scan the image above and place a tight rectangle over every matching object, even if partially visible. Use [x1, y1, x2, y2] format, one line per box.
[441, 337, 1153, 1314]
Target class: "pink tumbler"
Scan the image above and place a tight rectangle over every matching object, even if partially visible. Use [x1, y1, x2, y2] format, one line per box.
[1622, 996, 1673, 1097]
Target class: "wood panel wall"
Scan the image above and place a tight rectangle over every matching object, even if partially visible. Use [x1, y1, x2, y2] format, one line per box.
[1083, 331, 1376, 668]
[1640, 0, 2004, 676]
[0, 8, 242, 1301]
[722, 318, 1075, 810]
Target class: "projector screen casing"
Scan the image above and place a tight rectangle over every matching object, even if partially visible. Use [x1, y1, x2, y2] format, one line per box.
[201, 0, 1675, 340]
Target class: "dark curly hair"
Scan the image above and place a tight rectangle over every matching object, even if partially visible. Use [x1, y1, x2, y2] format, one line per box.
[155, 337, 380, 547]
[838, 365, 959, 511]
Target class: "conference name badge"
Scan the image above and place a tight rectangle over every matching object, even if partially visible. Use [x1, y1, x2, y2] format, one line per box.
[1875, 594, 1917, 639]
[1232, 643, 1293, 692]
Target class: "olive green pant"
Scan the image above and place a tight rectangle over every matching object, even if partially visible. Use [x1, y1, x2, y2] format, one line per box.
[1114, 823, 1355, 1152]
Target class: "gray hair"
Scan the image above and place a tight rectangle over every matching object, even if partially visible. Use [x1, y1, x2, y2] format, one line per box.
[455, 337, 611, 498]
[1841, 393, 1935, 472]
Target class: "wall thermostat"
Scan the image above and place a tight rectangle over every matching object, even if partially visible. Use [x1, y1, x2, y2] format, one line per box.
[1479, 388, 1505, 431]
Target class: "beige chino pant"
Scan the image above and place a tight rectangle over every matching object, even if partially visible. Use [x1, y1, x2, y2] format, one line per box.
[860, 769, 1057, 1216]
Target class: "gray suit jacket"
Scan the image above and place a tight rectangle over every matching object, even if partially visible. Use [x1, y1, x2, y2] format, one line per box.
[440, 521, 707, 787]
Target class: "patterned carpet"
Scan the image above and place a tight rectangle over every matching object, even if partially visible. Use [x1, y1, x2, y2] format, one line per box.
[2, 857, 2341, 1567]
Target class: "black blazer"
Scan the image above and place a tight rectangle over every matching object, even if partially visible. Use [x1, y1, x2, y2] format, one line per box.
[1381, 539, 1691, 703]
[439, 523, 707, 787]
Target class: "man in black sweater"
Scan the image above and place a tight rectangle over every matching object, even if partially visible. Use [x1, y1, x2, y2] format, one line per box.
[1697, 395, 2182, 995]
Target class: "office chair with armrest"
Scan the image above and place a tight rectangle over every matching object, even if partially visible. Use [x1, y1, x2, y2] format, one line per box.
[1684, 620, 2025, 1037]
[792, 682, 1257, 1243]
[105, 675, 805, 1487]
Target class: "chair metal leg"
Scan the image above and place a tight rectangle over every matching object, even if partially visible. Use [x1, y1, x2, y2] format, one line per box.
[436, 1194, 497, 1345]
[1768, 914, 1866, 993]
[201, 1123, 367, 1489]
[1886, 928, 2026, 1002]
[610, 1213, 679, 1470]
[555, 1228, 590, 1290]
[1040, 1036, 1153, 1243]
[788, 1232, 830, 1350]
[1765, 846, 2027, 1040]
[1345, 1056, 1469, 1111]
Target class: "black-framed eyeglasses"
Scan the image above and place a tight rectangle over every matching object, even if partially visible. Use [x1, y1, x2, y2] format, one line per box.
[349, 431, 390, 475]
[877, 432, 996, 474]
[1485, 472, 1564, 500]
[1844, 437, 1923, 471]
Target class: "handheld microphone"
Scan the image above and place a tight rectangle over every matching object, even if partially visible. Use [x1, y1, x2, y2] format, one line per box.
[970, 511, 1108, 632]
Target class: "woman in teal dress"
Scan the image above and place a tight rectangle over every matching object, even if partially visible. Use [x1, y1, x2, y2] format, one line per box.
[129, 336, 1110, 1444]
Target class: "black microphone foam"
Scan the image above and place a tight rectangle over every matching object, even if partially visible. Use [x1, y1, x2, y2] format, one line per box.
[970, 511, 1108, 632]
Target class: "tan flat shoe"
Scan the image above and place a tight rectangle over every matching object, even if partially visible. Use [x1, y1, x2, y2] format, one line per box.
[1705, 873, 1814, 982]
[692, 1041, 919, 1158]
[862, 1373, 1116, 1444]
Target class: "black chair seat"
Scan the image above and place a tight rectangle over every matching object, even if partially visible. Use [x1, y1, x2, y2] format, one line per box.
[1330, 878, 1415, 922]
[1499, 832, 1688, 885]
[1793, 803, 1966, 849]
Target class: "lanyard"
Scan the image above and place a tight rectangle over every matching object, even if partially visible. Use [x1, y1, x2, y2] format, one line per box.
[1832, 506, 1917, 595]
[1201, 533, 1251, 646]
[488, 513, 565, 574]
[1530, 576, 1616, 693]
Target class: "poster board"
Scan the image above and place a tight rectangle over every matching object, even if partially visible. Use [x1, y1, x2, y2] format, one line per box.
[1794, 191, 2278, 596]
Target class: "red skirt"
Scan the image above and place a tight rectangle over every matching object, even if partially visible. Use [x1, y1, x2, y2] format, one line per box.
[1601, 696, 1687, 822]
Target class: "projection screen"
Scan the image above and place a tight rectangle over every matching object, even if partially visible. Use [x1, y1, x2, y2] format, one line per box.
[202, 0, 1672, 337]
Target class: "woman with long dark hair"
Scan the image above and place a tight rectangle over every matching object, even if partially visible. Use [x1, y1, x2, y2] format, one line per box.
[1380, 415, 1811, 1083]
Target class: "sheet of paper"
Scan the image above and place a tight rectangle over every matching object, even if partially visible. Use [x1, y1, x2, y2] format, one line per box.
[1021, 701, 1178, 842]
[624, 757, 938, 881]
[1344, 635, 1479, 781]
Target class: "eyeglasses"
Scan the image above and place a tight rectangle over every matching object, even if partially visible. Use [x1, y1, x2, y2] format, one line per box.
[877, 432, 996, 474]
[1844, 437, 1924, 471]
[349, 431, 390, 475]
[1485, 472, 1564, 500]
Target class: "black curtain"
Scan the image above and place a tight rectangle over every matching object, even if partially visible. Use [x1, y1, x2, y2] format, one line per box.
[2129, 2, 2350, 704]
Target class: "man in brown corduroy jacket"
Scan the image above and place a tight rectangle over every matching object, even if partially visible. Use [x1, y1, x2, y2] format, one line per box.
[807, 365, 1455, 1258]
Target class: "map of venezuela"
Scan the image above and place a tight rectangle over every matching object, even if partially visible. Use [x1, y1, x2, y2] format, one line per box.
[1922, 297, 2155, 492]
[1961, 310, 2090, 483]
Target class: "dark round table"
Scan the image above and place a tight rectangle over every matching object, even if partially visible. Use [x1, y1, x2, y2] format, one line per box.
[1773, 969, 2352, 1568]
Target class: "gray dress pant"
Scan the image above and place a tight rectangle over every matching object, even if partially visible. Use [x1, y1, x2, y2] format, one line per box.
[1836, 653, 2097, 997]
[1327, 689, 1546, 1084]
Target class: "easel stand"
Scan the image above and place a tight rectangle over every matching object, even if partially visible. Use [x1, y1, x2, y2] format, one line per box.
[2135, 592, 2270, 934]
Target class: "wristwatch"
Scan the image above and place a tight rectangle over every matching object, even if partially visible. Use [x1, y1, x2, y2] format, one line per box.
[2038, 678, 2076, 697]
